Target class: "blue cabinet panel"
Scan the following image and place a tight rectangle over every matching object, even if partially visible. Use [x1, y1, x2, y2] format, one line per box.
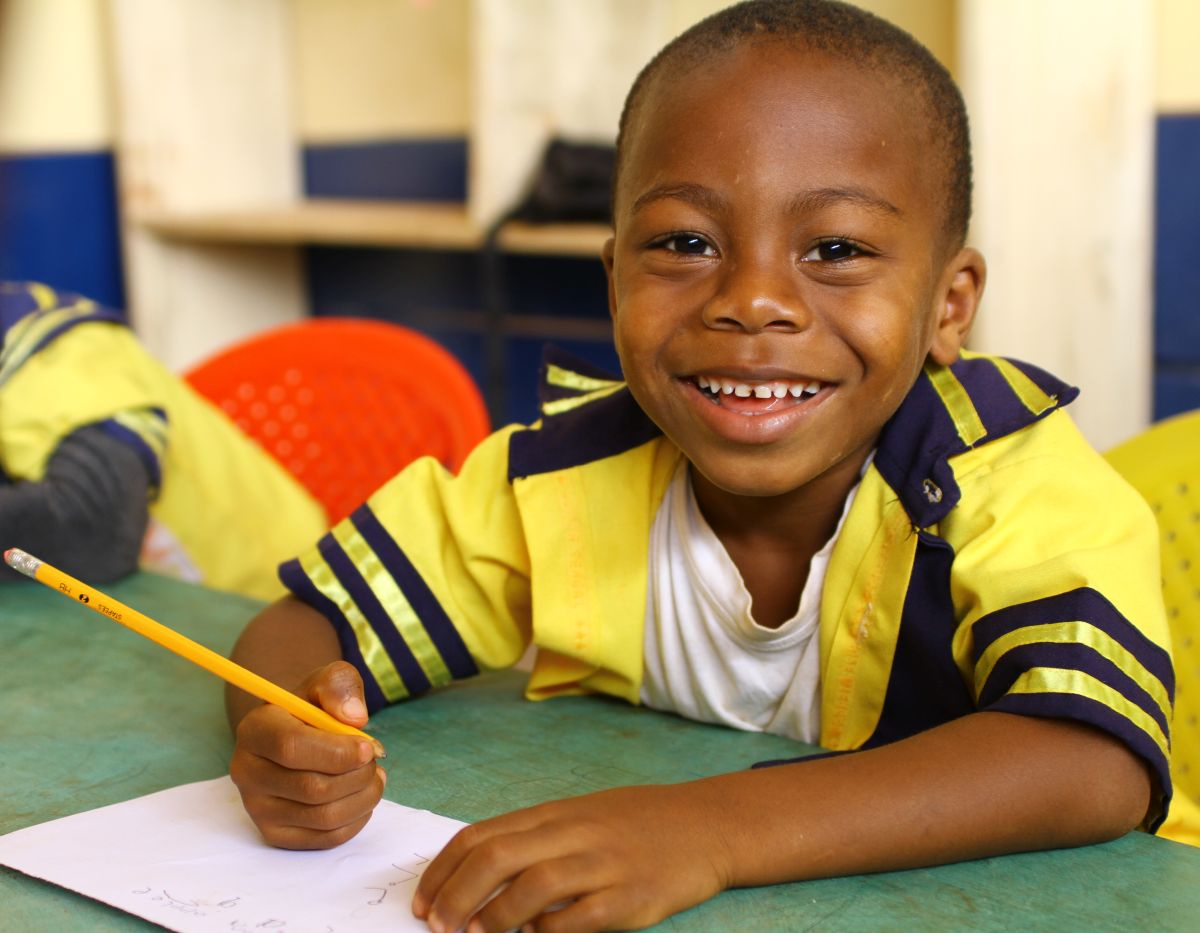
[0, 152, 125, 309]
[1155, 367, 1200, 421]
[303, 139, 468, 202]
[1155, 116, 1200, 365]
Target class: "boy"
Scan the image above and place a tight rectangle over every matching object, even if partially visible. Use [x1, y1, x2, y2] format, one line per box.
[0, 281, 327, 599]
[226, 2, 1179, 931]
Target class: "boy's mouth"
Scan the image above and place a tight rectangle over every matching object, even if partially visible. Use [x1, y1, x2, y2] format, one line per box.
[691, 374, 825, 413]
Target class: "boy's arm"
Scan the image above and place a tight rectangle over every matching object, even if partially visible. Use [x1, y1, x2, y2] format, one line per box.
[412, 709, 1149, 933]
[0, 424, 149, 582]
[226, 427, 530, 851]
[226, 596, 386, 850]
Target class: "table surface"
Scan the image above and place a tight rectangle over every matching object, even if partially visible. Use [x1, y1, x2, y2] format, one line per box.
[4, 572, 1200, 931]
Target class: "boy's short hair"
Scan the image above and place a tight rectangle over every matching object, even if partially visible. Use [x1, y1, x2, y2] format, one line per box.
[614, 0, 972, 251]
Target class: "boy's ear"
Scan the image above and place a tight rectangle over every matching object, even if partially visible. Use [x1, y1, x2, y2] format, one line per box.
[928, 246, 986, 366]
[602, 237, 618, 321]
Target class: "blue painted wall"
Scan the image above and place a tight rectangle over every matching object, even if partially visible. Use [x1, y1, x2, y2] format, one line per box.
[0, 151, 126, 310]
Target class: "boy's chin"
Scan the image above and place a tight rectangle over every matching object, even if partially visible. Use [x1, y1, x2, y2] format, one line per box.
[685, 440, 878, 505]
[687, 458, 822, 501]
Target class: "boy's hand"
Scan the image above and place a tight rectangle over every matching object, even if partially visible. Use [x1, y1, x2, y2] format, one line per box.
[229, 660, 386, 850]
[411, 783, 733, 933]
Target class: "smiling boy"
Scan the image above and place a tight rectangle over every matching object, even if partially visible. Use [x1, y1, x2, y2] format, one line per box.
[225, 2, 1177, 931]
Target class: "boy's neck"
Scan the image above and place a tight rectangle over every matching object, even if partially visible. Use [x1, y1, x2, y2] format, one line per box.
[690, 449, 872, 630]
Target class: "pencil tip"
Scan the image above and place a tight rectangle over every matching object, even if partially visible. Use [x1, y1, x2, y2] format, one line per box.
[372, 740, 387, 760]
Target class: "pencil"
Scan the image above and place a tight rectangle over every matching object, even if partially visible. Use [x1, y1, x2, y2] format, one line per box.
[4, 548, 385, 759]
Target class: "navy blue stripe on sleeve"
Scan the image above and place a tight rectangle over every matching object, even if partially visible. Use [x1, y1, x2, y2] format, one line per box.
[278, 556, 389, 714]
[94, 417, 163, 489]
[316, 533, 434, 698]
[973, 588, 1174, 697]
[351, 504, 478, 681]
[978, 640, 1170, 739]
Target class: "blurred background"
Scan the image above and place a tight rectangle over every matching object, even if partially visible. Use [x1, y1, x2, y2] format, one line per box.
[0, 0, 1196, 447]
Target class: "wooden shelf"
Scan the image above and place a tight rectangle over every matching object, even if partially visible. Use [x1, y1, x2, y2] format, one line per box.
[133, 199, 611, 258]
[496, 219, 612, 257]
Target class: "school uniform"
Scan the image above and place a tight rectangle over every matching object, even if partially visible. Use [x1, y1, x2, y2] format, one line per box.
[0, 282, 326, 600]
[280, 346, 1180, 834]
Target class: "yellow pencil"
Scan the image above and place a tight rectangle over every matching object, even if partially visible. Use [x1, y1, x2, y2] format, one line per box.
[5, 548, 385, 758]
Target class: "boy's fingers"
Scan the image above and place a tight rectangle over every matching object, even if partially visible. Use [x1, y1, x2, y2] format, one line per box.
[231, 733, 387, 852]
[236, 703, 374, 773]
[420, 824, 559, 933]
[246, 770, 382, 832]
[256, 811, 375, 852]
[234, 750, 379, 806]
[415, 820, 509, 916]
[304, 660, 370, 726]
[469, 856, 591, 933]
[534, 891, 627, 933]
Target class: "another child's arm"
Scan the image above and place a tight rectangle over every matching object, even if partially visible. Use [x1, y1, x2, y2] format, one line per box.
[412, 709, 1149, 933]
[0, 424, 149, 582]
[226, 596, 386, 850]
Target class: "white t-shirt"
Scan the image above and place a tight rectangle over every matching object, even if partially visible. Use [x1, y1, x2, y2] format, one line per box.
[639, 461, 860, 744]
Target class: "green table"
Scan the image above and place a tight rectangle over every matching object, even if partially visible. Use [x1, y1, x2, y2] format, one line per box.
[4, 572, 1200, 931]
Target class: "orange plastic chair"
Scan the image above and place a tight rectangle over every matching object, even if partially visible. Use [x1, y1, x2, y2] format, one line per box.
[185, 318, 490, 524]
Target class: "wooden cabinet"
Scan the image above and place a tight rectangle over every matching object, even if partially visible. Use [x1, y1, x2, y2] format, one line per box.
[104, 0, 664, 376]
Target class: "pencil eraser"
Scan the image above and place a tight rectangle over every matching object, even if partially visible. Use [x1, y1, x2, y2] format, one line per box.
[4, 549, 39, 576]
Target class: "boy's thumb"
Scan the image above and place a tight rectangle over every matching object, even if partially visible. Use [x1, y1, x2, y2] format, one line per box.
[309, 661, 369, 726]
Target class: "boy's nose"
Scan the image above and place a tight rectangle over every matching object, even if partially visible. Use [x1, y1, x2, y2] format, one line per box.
[701, 260, 811, 334]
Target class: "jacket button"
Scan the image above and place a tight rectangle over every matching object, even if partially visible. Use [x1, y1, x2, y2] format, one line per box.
[922, 478, 943, 504]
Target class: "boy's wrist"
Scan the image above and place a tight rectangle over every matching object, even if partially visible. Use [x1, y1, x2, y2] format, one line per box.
[675, 774, 765, 892]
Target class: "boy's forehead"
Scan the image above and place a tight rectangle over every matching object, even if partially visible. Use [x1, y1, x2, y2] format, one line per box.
[635, 41, 917, 141]
[620, 41, 934, 201]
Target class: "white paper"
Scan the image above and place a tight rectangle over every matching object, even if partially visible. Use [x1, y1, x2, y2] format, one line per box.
[0, 776, 468, 932]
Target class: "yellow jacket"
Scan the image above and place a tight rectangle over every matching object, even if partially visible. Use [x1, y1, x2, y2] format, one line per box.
[281, 348, 1179, 836]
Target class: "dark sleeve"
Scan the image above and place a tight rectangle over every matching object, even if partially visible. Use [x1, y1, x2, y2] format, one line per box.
[0, 423, 151, 583]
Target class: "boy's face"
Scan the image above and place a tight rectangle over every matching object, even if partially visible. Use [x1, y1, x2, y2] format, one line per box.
[604, 42, 983, 500]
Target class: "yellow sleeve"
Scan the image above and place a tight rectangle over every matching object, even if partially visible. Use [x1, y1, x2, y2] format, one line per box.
[2, 320, 167, 482]
[946, 411, 1173, 826]
[279, 426, 532, 711]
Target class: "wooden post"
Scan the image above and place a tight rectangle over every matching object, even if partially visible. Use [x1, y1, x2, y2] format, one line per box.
[106, 0, 304, 371]
[959, 0, 1155, 450]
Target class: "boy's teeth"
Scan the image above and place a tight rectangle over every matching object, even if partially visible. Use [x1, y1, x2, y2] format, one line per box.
[697, 375, 821, 398]
[695, 374, 824, 402]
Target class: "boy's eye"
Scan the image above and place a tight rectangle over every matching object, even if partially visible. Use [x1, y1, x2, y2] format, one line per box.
[801, 239, 864, 262]
[654, 234, 716, 256]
